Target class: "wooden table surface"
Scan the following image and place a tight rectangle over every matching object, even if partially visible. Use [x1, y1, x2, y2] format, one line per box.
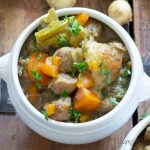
[0, 0, 149, 150]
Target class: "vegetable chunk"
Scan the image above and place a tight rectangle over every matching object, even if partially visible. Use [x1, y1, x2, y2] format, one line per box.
[74, 88, 101, 112]
[27, 52, 50, 86]
[76, 13, 90, 26]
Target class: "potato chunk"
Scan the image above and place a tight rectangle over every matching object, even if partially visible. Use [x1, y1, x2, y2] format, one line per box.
[83, 41, 122, 89]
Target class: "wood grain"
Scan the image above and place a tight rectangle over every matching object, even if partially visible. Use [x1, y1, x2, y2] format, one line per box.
[0, 114, 132, 150]
[133, 0, 150, 63]
[133, 0, 150, 121]
[0, 0, 133, 150]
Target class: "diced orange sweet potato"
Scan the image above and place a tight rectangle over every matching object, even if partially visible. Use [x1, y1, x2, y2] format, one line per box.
[27, 52, 50, 86]
[80, 113, 90, 122]
[76, 13, 90, 26]
[26, 85, 39, 104]
[44, 103, 55, 116]
[40, 63, 58, 78]
[74, 88, 100, 112]
[77, 72, 94, 88]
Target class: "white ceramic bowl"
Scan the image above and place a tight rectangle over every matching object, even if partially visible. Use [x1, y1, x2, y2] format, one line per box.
[0, 8, 150, 144]
[121, 116, 150, 150]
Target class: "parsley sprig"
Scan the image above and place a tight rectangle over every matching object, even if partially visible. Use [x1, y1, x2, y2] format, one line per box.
[32, 46, 39, 54]
[35, 82, 42, 89]
[69, 109, 81, 123]
[122, 68, 131, 78]
[41, 111, 48, 121]
[57, 34, 69, 46]
[68, 21, 81, 36]
[31, 70, 42, 81]
[99, 60, 111, 84]
[64, 16, 75, 22]
[108, 97, 119, 106]
[37, 54, 43, 60]
[100, 69, 111, 84]
[71, 62, 88, 77]
[60, 90, 69, 98]
[139, 113, 150, 120]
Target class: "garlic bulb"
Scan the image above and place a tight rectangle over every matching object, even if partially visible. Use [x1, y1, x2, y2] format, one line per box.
[108, 0, 132, 25]
[46, 0, 77, 9]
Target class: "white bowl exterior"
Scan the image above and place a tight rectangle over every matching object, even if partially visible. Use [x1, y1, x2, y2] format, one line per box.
[5, 8, 144, 144]
[121, 116, 150, 150]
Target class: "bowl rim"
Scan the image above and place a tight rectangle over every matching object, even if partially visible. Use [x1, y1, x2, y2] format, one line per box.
[10, 7, 143, 129]
[121, 116, 150, 150]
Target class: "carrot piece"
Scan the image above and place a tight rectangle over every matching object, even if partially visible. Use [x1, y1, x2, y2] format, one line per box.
[27, 52, 50, 86]
[44, 103, 55, 116]
[80, 113, 90, 122]
[74, 88, 100, 112]
[26, 85, 39, 104]
[40, 63, 58, 77]
[77, 72, 94, 88]
[52, 56, 61, 67]
[76, 13, 90, 26]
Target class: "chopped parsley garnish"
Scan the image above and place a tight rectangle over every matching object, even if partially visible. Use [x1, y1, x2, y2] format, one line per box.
[57, 34, 69, 46]
[35, 82, 42, 89]
[108, 97, 119, 106]
[69, 109, 81, 123]
[100, 69, 111, 84]
[68, 21, 81, 36]
[74, 62, 88, 73]
[100, 69, 110, 75]
[32, 46, 39, 54]
[99, 60, 104, 68]
[60, 90, 69, 98]
[139, 113, 150, 120]
[64, 16, 75, 22]
[37, 54, 43, 60]
[71, 65, 77, 77]
[99, 60, 111, 85]
[31, 70, 42, 80]
[41, 111, 48, 121]
[122, 68, 131, 78]
[18, 66, 23, 77]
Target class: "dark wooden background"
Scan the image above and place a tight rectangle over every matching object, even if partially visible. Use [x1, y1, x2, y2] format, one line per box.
[0, 0, 149, 150]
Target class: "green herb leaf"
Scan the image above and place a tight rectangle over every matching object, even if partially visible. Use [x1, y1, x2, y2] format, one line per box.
[99, 60, 104, 68]
[37, 54, 43, 60]
[103, 72, 111, 84]
[109, 97, 119, 106]
[68, 21, 81, 36]
[18, 66, 23, 77]
[35, 82, 42, 89]
[41, 111, 48, 121]
[73, 61, 88, 73]
[31, 70, 42, 80]
[122, 68, 131, 78]
[100, 69, 110, 75]
[100, 69, 111, 84]
[58, 34, 69, 46]
[139, 113, 150, 120]
[68, 109, 81, 123]
[32, 46, 39, 54]
[60, 90, 69, 98]
[64, 16, 75, 22]
[71, 65, 77, 77]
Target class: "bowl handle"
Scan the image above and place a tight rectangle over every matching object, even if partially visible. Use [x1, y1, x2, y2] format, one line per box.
[139, 73, 150, 102]
[0, 53, 10, 82]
